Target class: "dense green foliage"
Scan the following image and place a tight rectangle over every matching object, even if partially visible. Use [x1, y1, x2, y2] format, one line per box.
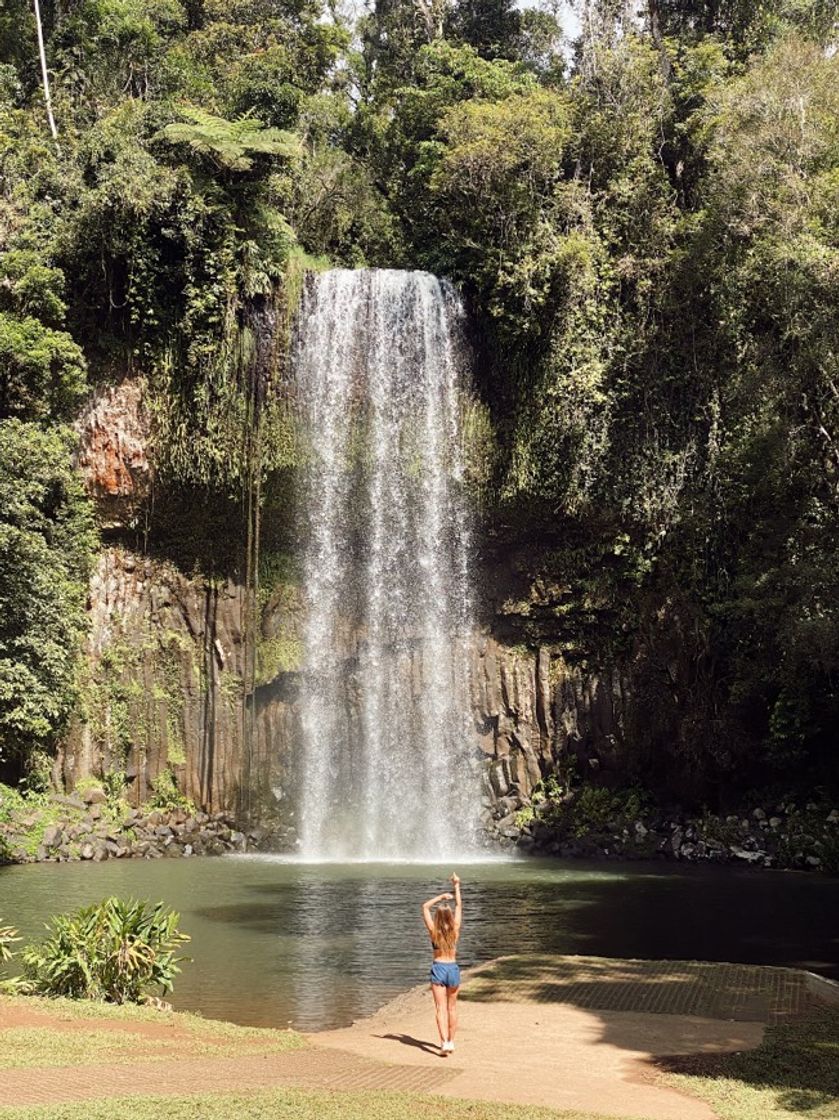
[1, 0, 838, 801]
[21, 896, 189, 1003]
[0, 423, 96, 765]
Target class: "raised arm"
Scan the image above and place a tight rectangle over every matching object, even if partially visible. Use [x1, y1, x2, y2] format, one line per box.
[451, 873, 462, 932]
[421, 892, 453, 935]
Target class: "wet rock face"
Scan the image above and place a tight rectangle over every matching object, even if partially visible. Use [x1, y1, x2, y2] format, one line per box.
[469, 636, 629, 837]
[74, 379, 151, 529]
[59, 547, 297, 822]
[62, 551, 628, 842]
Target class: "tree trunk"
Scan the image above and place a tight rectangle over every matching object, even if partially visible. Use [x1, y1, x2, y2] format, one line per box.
[33, 0, 58, 140]
[647, 0, 673, 82]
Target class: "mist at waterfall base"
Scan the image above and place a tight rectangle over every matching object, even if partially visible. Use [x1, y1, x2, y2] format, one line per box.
[294, 269, 480, 862]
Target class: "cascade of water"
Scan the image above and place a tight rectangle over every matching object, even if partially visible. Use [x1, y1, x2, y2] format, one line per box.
[294, 269, 479, 860]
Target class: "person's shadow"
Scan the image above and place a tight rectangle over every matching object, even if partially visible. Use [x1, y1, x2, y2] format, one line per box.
[377, 1032, 442, 1056]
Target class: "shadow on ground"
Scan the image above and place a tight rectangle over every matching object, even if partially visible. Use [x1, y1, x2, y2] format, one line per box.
[461, 954, 808, 1022]
[458, 954, 839, 1116]
[376, 1033, 441, 1055]
[653, 1005, 839, 1117]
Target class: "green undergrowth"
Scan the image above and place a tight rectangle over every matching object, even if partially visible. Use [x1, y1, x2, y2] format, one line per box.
[663, 1006, 839, 1120]
[0, 1089, 632, 1120]
[255, 549, 303, 684]
[78, 625, 193, 773]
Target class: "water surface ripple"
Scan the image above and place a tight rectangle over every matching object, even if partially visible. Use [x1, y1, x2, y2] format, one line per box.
[2, 857, 837, 1029]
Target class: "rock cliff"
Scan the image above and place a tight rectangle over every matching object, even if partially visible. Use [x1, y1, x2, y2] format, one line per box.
[64, 364, 631, 845]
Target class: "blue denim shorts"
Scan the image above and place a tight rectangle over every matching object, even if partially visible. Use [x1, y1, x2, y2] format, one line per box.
[429, 961, 461, 988]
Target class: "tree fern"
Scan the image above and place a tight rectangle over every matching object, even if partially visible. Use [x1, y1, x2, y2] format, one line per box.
[158, 107, 299, 171]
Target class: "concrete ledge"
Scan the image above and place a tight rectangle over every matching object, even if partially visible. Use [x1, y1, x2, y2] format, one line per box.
[804, 970, 839, 1007]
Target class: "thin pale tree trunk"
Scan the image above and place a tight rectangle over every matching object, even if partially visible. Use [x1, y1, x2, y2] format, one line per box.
[33, 0, 58, 140]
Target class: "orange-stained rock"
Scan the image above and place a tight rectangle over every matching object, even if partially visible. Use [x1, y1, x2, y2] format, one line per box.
[74, 378, 151, 528]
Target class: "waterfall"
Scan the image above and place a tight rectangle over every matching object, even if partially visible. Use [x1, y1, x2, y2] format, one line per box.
[294, 269, 479, 861]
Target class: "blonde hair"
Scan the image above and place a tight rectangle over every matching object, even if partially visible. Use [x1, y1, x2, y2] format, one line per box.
[432, 905, 458, 955]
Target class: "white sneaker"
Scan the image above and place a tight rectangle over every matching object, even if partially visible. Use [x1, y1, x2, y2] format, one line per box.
[442, 1040, 455, 1053]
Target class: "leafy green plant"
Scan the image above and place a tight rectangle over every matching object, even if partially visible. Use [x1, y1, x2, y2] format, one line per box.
[146, 770, 194, 814]
[20, 749, 53, 795]
[0, 919, 21, 991]
[570, 786, 650, 837]
[102, 769, 129, 807]
[1, 920, 19, 961]
[22, 898, 190, 1004]
[158, 108, 299, 172]
[0, 422, 97, 765]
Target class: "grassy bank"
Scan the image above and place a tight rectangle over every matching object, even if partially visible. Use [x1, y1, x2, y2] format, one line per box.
[1, 992, 836, 1120]
[0, 1090, 620, 1120]
[0, 994, 304, 1070]
[661, 1006, 839, 1120]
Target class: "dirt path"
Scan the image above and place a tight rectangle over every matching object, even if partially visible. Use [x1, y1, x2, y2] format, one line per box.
[1, 955, 792, 1116]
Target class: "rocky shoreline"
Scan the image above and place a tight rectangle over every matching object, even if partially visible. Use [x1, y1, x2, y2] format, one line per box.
[0, 786, 260, 864]
[3, 783, 837, 871]
[488, 799, 839, 872]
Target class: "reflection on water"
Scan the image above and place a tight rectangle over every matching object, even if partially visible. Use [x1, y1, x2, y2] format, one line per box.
[1, 856, 837, 1029]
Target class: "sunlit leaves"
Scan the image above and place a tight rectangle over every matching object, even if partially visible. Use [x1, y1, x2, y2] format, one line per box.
[159, 107, 300, 172]
[0, 422, 96, 760]
[21, 897, 190, 1003]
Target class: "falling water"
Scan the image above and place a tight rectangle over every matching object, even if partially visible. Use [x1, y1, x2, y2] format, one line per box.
[294, 269, 479, 860]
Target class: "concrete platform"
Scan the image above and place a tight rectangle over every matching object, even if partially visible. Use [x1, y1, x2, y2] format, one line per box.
[313, 954, 826, 1119]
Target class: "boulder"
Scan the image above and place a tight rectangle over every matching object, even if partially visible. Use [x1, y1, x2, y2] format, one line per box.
[51, 794, 87, 812]
[730, 845, 765, 864]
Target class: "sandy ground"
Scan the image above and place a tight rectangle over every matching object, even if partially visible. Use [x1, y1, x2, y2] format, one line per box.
[1, 956, 774, 1117]
[313, 978, 765, 1120]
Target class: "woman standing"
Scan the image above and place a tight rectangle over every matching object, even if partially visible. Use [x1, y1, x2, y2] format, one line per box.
[421, 873, 462, 1055]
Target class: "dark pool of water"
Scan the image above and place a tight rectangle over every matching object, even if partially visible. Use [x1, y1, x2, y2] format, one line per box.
[1, 856, 837, 1030]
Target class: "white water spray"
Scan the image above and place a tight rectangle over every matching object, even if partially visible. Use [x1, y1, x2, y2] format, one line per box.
[294, 269, 479, 860]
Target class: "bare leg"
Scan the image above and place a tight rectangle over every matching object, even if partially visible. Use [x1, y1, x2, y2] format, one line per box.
[446, 985, 459, 1043]
[430, 983, 449, 1047]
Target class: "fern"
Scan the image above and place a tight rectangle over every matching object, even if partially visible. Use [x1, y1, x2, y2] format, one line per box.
[158, 108, 299, 171]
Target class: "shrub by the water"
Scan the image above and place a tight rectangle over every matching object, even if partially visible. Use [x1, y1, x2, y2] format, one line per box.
[0, 919, 20, 991]
[21, 897, 190, 1004]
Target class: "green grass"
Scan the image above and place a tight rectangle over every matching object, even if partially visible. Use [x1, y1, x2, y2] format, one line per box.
[0, 1027, 148, 1068]
[0, 994, 305, 1068]
[664, 1006, 839, 1120]
[2, 995, 836, 1120]
[0, 1088, 628, 1120]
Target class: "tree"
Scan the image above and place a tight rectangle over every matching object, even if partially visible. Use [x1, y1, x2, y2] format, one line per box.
[32, 0, 57, 138]
[0, 313, 87, 421]
[0, 421, 96, 763]
[159, 107, 299, 171]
